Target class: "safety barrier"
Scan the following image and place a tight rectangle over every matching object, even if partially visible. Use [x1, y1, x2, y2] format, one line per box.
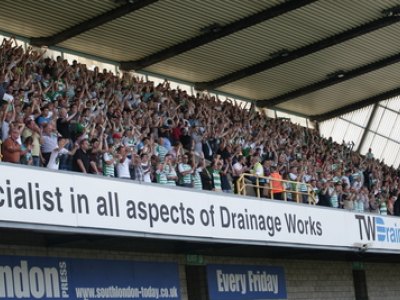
[236, 173, 316, 204]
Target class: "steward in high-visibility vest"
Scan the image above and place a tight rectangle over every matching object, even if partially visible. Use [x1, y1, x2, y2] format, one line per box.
[250, 155, 265, 197]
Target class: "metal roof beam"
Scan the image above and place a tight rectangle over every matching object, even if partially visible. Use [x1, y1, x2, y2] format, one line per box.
[195, 16, 400, 91]
[310, 87, 400, 122]
[119, 0, 317, 71]
[258, 52, 400, 108]
[265, 107, 310, 119]
[30, 0, 158, 47]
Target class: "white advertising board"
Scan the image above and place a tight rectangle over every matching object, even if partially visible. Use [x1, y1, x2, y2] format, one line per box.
[0, 164, 399, 253]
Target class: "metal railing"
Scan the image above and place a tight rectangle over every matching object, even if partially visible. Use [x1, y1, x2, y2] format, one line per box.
[236, 173, 316, 205]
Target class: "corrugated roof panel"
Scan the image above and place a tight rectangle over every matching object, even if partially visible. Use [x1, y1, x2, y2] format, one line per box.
[0, 0, 116, 37]
[60, 0, 282, 61]
[389, 117, 400, 141]
[319, 119, 335, 139]
[145, 0, 400, 82]
[382, 141, 400, 167]
[385, 95, 400, 111]
[276, 62, 400, 115]
[341, 105, 373, 128]
[359, 132, 375, 154]
[328, 118, 349, 143]
[58, 39, 129, 62]
[370, 134, 388, 158]
[145, 55, 244, 82]
[216, 23, 400, 100]
[376, 109, 398, 136]
[343, 124, 364, 148]
[146, 62, 207, 83]
[394, 148, 400, 168]
[361, 130, 400, 168]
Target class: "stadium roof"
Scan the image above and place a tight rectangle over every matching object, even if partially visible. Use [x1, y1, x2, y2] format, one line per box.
[1, 0, 400, 121]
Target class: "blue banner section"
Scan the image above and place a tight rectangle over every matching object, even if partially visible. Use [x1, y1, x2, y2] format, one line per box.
[0, 255, 180, 300]
[207, 264, 286, 300]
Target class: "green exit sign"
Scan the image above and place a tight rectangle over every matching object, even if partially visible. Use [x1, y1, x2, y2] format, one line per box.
[186, 255, 205, 265]
[352, 262, 364, 270]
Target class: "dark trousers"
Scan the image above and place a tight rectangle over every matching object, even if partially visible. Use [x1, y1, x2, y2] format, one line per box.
[273, 192, 283, 200]
[42, 152, 51, 167]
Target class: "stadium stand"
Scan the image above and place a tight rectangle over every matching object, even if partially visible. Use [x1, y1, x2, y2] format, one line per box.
[1, 37, 399, 216]
[2, 2, 400, 299]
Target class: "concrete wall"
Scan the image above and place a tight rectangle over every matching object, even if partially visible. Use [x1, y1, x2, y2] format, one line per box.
[1, 244, 399, 300]
[366, 262, 400, 300]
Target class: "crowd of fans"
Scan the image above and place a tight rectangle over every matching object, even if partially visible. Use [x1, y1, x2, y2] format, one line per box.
[1, 36, 400, 216]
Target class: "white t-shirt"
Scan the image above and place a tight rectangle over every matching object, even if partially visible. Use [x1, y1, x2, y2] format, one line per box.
[232, 162, 243, 176]
[289, 172, 297, 181]
[47, 148, 69, 170]
[341, 175, 350, 187]
[142, 163, 152, 183]
[303, 174, 312, 183]
[1, 121, 10, 141]
[116, 157, 131, 179]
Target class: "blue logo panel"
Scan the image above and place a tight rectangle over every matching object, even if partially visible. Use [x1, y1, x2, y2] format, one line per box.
[0, 256, 180, 300]
[376, 217, 386, 242]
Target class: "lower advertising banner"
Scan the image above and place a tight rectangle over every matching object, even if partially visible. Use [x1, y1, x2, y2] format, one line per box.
[0, 256, 180, 300]
[207, 264, 286, 300]
[1, 163, 400, 252]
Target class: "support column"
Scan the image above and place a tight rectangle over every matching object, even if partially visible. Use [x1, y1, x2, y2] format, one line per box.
[356, 103, 379, 153]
